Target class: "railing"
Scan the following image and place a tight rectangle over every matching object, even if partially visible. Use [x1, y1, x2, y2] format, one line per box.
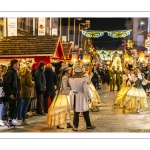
[17, 21, 33, 34]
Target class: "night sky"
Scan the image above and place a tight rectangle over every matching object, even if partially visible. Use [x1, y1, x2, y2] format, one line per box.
[60, 18, 131, 49]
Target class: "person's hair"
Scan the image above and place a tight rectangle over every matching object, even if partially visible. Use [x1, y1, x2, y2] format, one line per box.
[10, 59, 18, 67]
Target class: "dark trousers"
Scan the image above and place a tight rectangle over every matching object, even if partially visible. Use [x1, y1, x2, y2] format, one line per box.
[27, 98, 32, 112]
[19, 98, 31, 121]
[105, 75, 110, 85]
[92, 82, 97, 89]
[116, 78, 121, 91]
[73, 111, 91, 128]
[44, 92, 54, 112]
[8, 97, 18, 120]
[36, 88, 43, 114]
[110, 78, 115, 91]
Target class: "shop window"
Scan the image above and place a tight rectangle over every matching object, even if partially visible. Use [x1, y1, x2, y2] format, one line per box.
[69, 30, 74, 35]
[138, 21, 145, 29]
[137, 35, 144, 46]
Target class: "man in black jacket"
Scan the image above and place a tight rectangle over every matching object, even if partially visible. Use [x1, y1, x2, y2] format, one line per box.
[3, 59, 21, 126]
[34, 61, 46, 115]
[44, 64, 57, 113]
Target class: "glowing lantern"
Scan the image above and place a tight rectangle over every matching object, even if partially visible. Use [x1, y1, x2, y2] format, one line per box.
[71, 53, 78, 64]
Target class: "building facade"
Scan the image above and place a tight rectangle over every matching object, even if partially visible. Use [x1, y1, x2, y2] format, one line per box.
[0, 18, 59, 38]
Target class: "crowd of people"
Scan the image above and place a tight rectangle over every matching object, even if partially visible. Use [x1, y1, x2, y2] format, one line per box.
[0, 56, 150, 130]
[0, 59, 101, 131]
[0, 59, 58, 127]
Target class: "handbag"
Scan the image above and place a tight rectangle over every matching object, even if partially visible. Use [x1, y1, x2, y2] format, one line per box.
[0, 87, 5, 97]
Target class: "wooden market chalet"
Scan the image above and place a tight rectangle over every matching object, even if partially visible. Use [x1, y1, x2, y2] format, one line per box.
[0, 35, 72, 69]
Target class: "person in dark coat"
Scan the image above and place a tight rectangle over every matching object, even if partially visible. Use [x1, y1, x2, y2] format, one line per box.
[3, 59, 21, 126]
[44, 64, 57, 113]
[34, 61, 46, 115]
[91, 71, 99, 89]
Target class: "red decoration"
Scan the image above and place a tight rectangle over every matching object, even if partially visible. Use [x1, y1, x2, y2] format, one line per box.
[147, 32, 150, 37]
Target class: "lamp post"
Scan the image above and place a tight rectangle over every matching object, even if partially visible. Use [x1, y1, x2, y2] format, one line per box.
[60, 18, 62, 37]
[73, 18, 82, 49]
[78, 23, 86, 49]
[68, 18, 70, 42]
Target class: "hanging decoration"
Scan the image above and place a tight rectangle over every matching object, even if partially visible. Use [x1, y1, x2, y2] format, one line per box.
[81, 29, 132, 38]
[96, 50, 123, 61]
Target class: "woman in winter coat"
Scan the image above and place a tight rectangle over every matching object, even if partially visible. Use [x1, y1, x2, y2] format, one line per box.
[19, 64, 34, 125]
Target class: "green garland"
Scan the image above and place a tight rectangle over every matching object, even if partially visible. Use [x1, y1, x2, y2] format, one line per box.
[81, 30, 132, 38]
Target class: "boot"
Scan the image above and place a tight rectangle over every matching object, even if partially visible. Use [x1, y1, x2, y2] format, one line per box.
[57, 125, 64, 129]
[67, 123, 73, 128]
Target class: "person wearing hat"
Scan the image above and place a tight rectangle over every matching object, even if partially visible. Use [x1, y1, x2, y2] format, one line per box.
[34, 61, 46, 115]
[46, 63, 73, 129]
[109, 66, 116, 91]
[69, 64, 95, 131]
[115, 66, 122, 91]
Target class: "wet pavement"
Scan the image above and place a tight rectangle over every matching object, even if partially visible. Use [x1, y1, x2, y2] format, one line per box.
[1, 84, 150, 132]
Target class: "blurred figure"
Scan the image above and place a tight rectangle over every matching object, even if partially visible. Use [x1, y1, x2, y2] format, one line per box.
[44, 63, 57, 113]
[34, 61, 46, 115]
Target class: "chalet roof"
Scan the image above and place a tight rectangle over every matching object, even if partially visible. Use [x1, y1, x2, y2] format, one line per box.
[62, 43, 72, 57]
[0, 36, 59, 55]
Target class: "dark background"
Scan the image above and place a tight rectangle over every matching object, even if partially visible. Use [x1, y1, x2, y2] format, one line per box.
[59, 18, 131, 49]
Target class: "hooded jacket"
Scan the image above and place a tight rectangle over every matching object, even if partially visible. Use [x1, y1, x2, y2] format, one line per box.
[20, 67, 35, 98]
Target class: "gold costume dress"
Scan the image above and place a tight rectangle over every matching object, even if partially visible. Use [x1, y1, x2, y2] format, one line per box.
[123, 73, 148, 110]
[114, 74, 132, 107]
[83, 73, 101, 110]
[46, 74, 71, 127]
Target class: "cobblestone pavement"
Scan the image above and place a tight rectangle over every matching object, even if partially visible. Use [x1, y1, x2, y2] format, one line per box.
[1, 84, 150, 132]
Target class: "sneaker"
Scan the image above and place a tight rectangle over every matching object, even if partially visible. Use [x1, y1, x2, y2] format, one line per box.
[87, 125, 95, 129]
[0, 120, 5, 126]
[21, 120, 30, 125]
[12, 119, 21, 126]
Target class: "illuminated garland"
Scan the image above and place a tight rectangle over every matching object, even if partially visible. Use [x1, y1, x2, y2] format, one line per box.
[81, 30, 132, 38]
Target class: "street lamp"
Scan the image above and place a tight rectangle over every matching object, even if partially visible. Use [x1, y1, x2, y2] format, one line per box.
[78, 23, 86, 49]
[85, 20, 90, 28]
[73, 18, 82, 49]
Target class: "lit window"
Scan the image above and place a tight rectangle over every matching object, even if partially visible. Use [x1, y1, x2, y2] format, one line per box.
[138, 21, 145, 29]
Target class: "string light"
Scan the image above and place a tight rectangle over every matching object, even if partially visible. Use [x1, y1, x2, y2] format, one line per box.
[81, 30, 132, 38]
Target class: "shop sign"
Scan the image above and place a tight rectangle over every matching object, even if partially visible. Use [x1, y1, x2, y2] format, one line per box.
[62, 36, 66, 42]
[7, 17, 17, 36]
[38, 18, 45, 35]
[145, 38, 150, 48]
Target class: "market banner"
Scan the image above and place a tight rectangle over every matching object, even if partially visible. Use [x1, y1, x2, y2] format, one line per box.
[38, 18, 45, 35]
[7, 17, 17, 36]
[52, 28, 58, 36]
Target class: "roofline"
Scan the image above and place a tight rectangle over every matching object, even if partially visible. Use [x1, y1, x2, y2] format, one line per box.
[0, 54, 54, 57]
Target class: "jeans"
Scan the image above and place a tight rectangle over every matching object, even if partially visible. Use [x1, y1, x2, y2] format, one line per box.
[36, 88, 43, 114]
[0, 103, 4, 120]
[19, 98, 31, 121]
[73, 111, 91, 128]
